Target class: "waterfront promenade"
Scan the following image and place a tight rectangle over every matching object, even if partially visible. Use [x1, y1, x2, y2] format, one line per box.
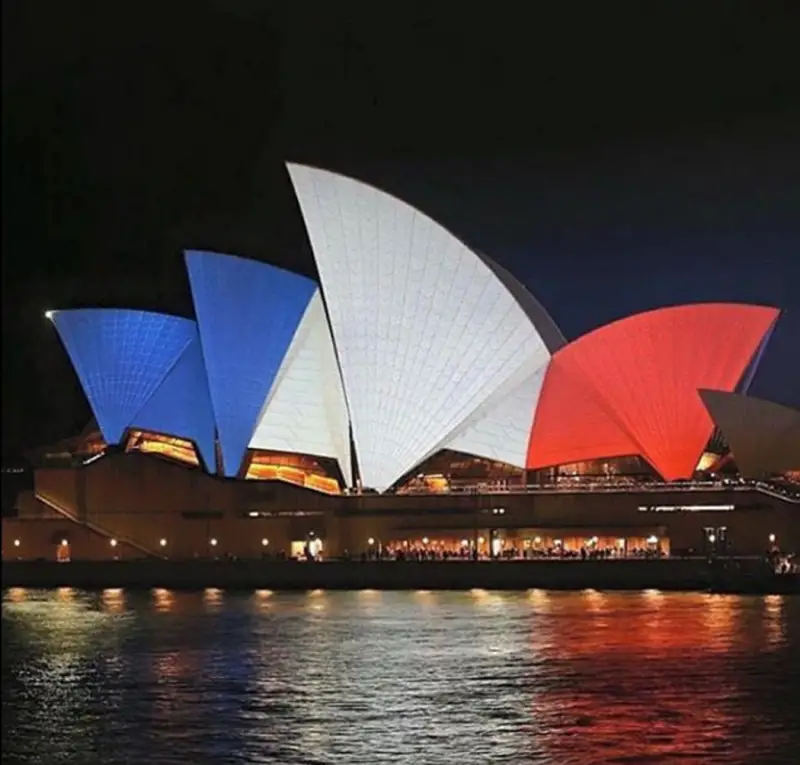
[3, 557, 797, 593]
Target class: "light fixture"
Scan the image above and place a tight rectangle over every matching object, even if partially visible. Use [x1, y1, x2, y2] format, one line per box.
[708, 534, 716, 544]
[61, 539, 68, 547]
[422, 537, 429, 545]
[461, 539, 469, 546]
[646, 535, 658, 545]
[534, 536, 541, 544]
[110, 538, 118, 547]
[478, 536, 485, 544]
[554, 539, 562, 546]
[44, 310, 55, 321]
[210, 538, 218, 547]
[261, 538, 269, 546]
[768, 533, 776, 544]
[368, 537, 375, 545]
[159, 538, 167, 547]
[14, 539, 21, 547]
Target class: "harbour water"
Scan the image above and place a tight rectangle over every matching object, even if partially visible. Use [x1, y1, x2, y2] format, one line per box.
[2, 588, 799, 764]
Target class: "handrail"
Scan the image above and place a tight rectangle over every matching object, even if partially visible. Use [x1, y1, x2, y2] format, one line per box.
[34, 492, 159, 557]
[396, 479, 800, 503]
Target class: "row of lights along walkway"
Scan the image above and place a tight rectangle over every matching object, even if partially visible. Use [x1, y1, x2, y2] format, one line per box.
[9, 534, 781, 551]
[10, 537, 271, 549]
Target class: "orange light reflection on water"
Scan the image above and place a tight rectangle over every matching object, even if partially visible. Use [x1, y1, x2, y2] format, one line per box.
[152, 588, 174, 612]
[102, 588, 125, 613]
[528, 592, 792, 763]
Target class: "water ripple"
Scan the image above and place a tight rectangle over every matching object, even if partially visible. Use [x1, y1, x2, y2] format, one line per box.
[2, 589, 799, 764]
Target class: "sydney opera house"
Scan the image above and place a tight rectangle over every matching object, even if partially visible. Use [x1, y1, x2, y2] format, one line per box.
[3, 164, 799, 562]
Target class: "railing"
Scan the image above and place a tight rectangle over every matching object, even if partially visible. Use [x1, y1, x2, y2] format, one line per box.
[398, 478, 800, 503]
[34, 492, 159, 557]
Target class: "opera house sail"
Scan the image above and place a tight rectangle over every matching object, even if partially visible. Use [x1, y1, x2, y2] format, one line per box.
[44, 163, 783, 496]
[287, 163, 561, 491]
[527, 304, 779, 481]
[51, 309, 201, 447]
[699, 390, 800, 478]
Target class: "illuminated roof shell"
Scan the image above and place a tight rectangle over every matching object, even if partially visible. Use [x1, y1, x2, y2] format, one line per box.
[249, 289, 352, 483]
[131, 331, 217, 472]
[527, 303, 780, 480]
[185, 250, 317, 477]
[288, 163, 559, 489]
[51, 309, 195, 445]
[699, 390, 800, 477]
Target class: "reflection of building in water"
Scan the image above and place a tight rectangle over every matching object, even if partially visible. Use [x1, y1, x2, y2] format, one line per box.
[529, 592, 794, 764]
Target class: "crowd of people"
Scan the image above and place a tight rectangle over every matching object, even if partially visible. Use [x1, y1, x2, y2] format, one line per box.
[344, 541, 667, 562]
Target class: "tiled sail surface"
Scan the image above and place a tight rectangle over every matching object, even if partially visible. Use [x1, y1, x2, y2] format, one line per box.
[249, 290, 352, 483]
[528, 304, 779, 480]
[131, 329, 217, 472]
[699, 390, 800, 477]
[288, 163, 555, 491]
[439, 362, 549, 468]
[185, 250, 317, 477]
[51, 309, 195, 445]
[527, 357, 643, 470]
[436, 253, 565, 468]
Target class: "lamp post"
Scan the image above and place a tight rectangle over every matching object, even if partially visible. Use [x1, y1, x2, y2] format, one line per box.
[473, 485, 481, 560]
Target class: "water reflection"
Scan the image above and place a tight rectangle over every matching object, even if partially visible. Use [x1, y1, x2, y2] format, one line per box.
[102, 588, 126, 614]
[152, 587, 174, 613]
[2, 588, 799, 764]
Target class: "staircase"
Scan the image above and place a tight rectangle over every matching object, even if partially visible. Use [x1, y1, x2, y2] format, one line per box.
[34, 492, 159, 557]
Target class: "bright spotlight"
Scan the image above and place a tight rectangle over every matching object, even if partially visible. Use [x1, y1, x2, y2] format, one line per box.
[45, 310, 55, 321]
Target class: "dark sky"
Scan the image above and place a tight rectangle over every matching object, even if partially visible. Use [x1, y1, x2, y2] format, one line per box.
[2, 2, 799, 459]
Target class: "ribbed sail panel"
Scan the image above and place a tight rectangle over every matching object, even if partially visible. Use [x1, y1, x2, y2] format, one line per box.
[132, 331, 217, 472]
[185, 250, 317, 477]
[288, 163, 555, 491]
[249, 290, 351, 484]
[51, 309, 194, 445]
[529, 304, 779, 480]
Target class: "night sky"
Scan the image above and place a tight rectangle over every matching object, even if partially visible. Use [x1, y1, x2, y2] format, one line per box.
[2, 3, 799, 460]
